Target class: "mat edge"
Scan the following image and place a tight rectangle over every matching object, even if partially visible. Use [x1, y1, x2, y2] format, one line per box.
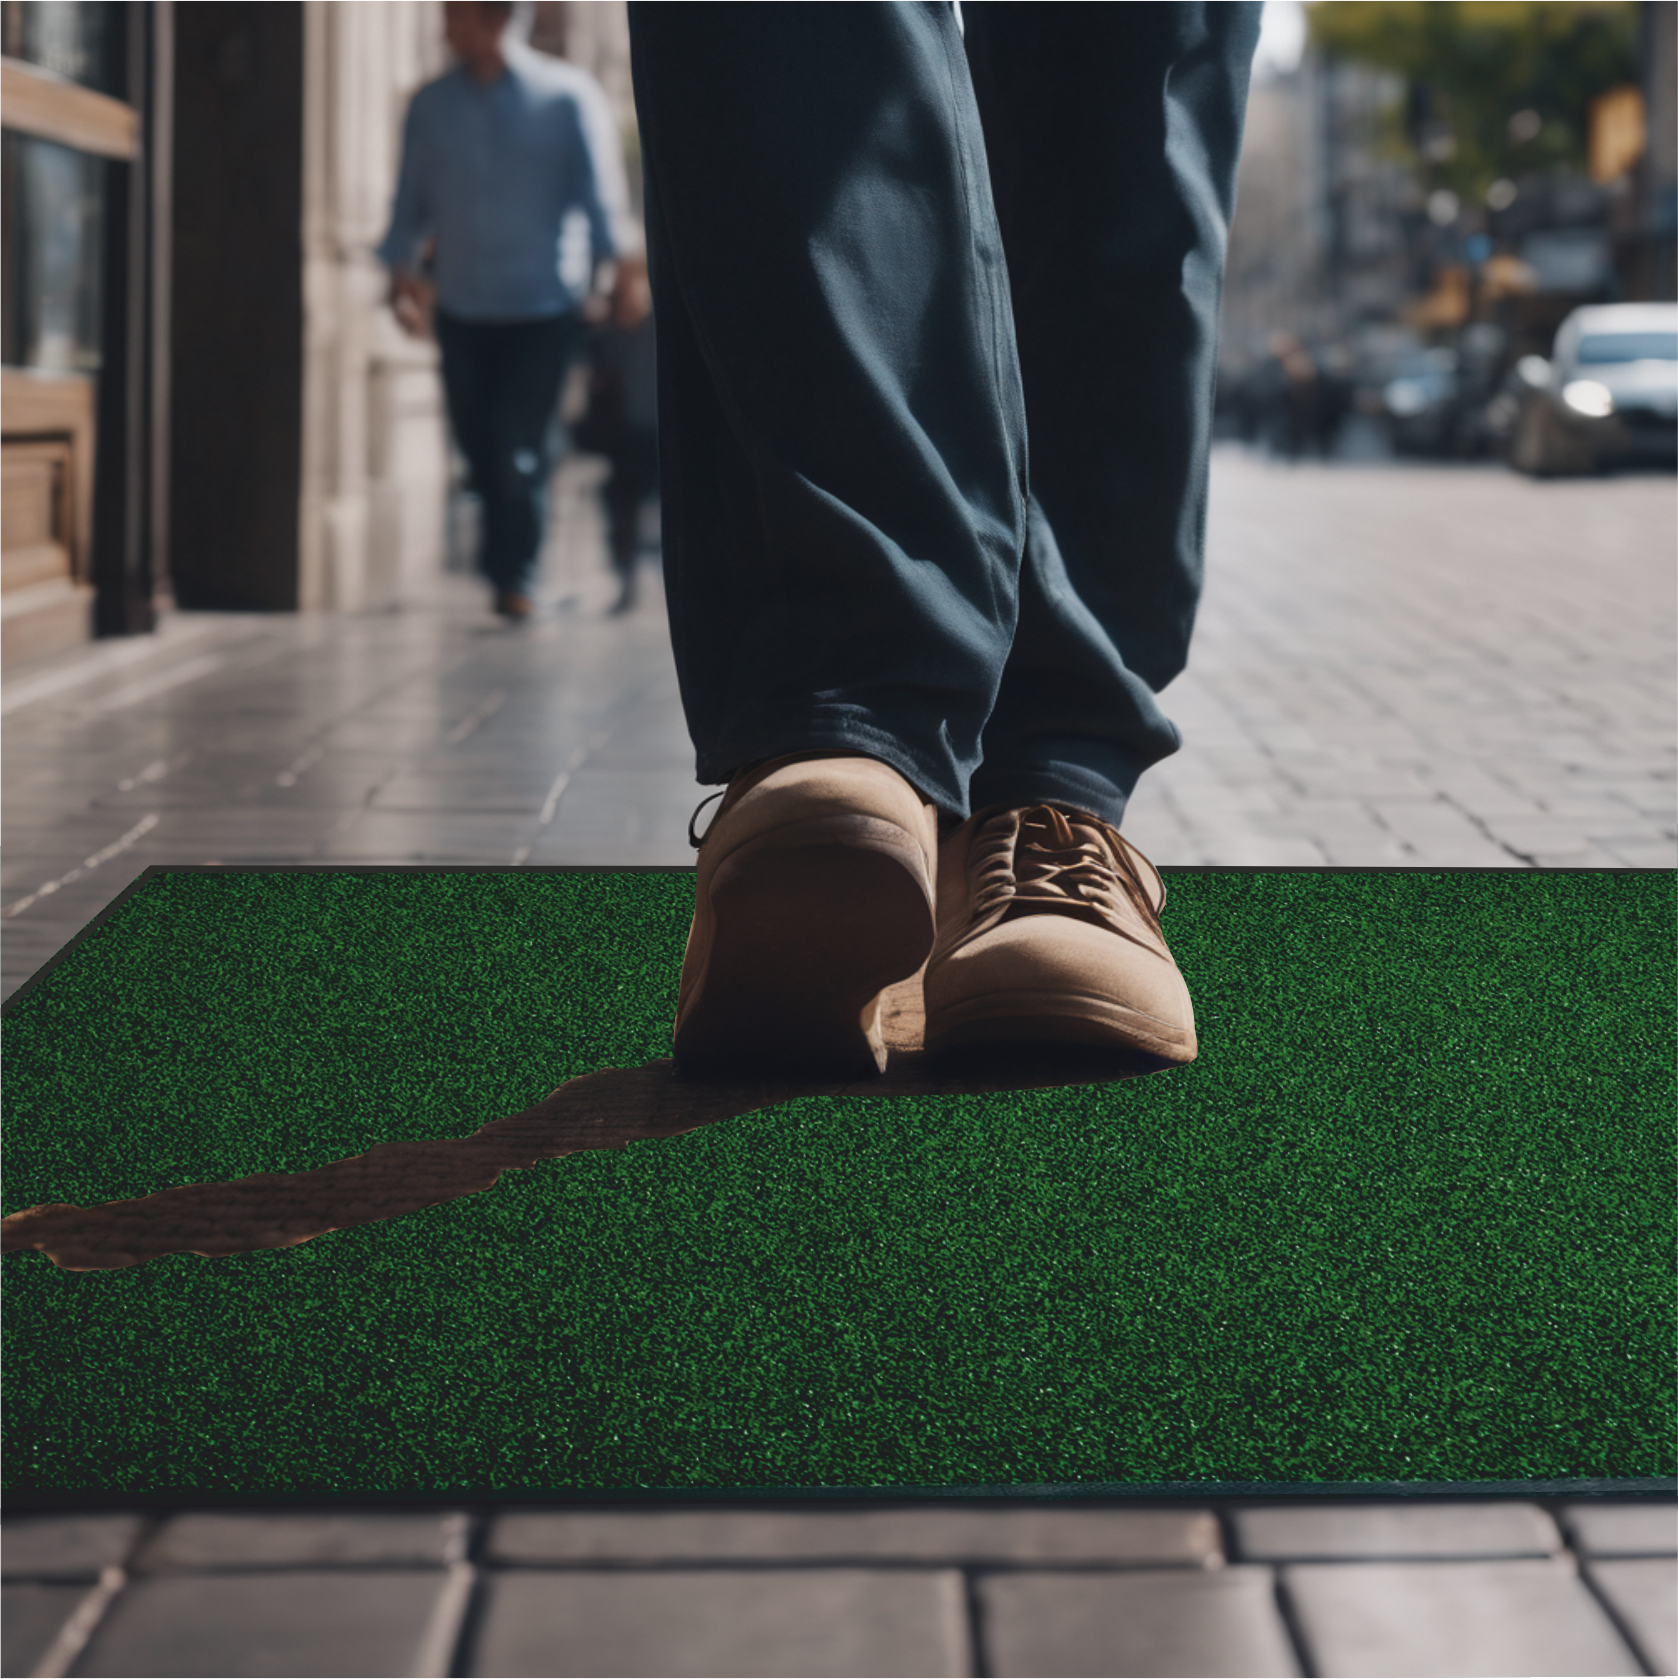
[5, 1478, 1674, 1513]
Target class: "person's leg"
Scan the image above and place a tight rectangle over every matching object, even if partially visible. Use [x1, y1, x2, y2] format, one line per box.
[433, 312, 500, 589]
[620, 428, 662, 608]
[635, 427, 662, 574]
[601, 443, 641, 607]
[629, 0, 1027, 818]
[959, 2, 1261, 828]
[479, 312, 585, 600]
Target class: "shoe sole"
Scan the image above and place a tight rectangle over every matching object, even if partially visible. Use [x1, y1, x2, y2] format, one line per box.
[925, 989, 1196, 1066]
[675, 814, 936, 1078]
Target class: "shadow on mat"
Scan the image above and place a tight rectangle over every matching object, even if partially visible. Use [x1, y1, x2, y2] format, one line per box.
[1, 975, 1170, 1273]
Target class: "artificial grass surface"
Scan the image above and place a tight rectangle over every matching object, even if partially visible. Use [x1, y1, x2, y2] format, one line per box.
[2, 865, 1672, 1497]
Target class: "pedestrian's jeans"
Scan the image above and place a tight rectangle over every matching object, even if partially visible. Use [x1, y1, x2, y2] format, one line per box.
[435, 310, 584, 598]
[628, 1, 1260, 826]
[602, 430, 660, 580]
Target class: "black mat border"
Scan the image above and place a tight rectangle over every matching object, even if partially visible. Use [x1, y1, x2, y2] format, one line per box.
[3, 1478, 1674, 1516]
[6, 864, 1672, 1505]
[5, 861, 1671, 1018]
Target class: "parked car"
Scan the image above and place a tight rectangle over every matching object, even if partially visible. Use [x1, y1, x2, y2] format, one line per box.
[1371, 324, 1510, 459]
[1381, 345, 1461, 456]
[1504, 302, 1678, 476]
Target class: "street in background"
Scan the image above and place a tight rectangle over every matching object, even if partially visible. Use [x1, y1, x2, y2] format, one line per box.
[1217, 1, 1676, 474]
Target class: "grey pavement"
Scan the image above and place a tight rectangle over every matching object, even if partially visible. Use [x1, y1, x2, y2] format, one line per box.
[2, 453, 1674, 1675]
[3, 1500, 1673, 1676]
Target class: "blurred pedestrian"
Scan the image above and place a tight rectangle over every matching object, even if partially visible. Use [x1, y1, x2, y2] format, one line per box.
[575, 253, 659, 615]
[1311, 342, 1355, 458]
[631, 3, 1260, 1078]
[378, 0, 618, 622]
[1266, 331, 1320, 460]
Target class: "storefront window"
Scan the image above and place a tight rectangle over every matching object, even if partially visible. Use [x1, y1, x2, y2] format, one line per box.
[0, 3, 122, 372]
[1, 1, 119, 95]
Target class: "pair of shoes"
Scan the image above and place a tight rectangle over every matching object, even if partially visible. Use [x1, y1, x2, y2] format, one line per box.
[495, 591, 534, 621]
[609, 579, 637, 615]
[674, 753, 939, 1076]
[672, 756, 1196, 1076]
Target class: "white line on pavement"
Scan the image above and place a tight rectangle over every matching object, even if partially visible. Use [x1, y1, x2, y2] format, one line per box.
[411, 1564, 476, 1678]
[276, 742, 330, 786]
[537, 770, 572, 827]
[442, 687, 508, 745]
[513, 727, 615, 862]
[0, 614, 252, 717]
[116, 751, 191, 793]
[2, 813, 161, 919]
[93, 653, 228, 712]
[27, 1565, 125, 1678]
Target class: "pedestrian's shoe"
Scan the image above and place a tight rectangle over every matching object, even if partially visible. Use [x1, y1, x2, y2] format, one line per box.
[924, 804, 1197, 1067]
[495, 591, 534, 621]
[675, 752, 940, 1077]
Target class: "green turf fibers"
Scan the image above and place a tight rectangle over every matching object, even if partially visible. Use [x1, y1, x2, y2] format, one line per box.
[2, 866, 1672, 1496]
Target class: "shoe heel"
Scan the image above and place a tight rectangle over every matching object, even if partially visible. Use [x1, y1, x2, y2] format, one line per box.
[676, 815, 936, 1076]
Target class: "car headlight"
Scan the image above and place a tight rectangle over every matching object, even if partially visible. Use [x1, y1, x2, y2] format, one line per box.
[1561, 379, 1614, 418]
[1384, 378, 1430, 418]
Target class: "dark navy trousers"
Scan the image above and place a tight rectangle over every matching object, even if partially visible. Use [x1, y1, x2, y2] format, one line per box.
[628, 2, 1260, 825]
[435, 309, 584, 597]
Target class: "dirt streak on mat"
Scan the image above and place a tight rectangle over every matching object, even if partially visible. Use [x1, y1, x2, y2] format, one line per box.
[0, 976, 1157, 1273]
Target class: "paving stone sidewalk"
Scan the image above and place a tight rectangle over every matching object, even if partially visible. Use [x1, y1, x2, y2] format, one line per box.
[1120, 454, 1677, 870]
[3, 1499, 1673, 1676]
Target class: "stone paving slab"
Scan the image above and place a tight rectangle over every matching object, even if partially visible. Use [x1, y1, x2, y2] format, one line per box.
[1280, 1558, 1643, 1677]
[1407, 763, 1549, 819]
[1479, 812, 1664, 855]
[1, 1514, 147, 1579]
[1230, 1502, 1561, 1561]
[2, 1502, 1670, 1676]
[1363, 797, 1530, 866]
[487, 1505, 1220, 1567]
[975, 1564, 1299, 1677]
[1526, 845, 1638, 868]
[69, 1568, 450, 1678]
[2, 1579, 98, 1675]
[1600, 838, 1678, 866]
[1144, 455, 1677, 871]
[0, 612, 269, 719]
[317, 809, 537, 861]
[1587, 1557, 1678, 1675]
[1562, 1502, 1678, 1557]
[466, 1566, 969, 1677]
[132, 1510, 468, 1572]
[368, 766, 567, 812]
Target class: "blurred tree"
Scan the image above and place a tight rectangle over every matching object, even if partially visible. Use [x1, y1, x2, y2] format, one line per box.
[1305, 2, 1640, 199]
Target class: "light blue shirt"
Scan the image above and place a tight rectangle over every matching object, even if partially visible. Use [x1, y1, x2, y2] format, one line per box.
[378, 42, 617, 321]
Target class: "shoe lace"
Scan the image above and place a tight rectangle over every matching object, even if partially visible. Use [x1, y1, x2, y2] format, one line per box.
[687, 789, 726, 850]
[967, 804, 1166, 951]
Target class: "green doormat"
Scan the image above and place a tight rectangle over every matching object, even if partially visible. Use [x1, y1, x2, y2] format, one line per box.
[2, 865, 1672, 1501]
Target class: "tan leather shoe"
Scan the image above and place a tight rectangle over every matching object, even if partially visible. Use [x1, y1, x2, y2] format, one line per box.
[924, 804, 1197, 1066]
[674, 752, 940, 1076]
